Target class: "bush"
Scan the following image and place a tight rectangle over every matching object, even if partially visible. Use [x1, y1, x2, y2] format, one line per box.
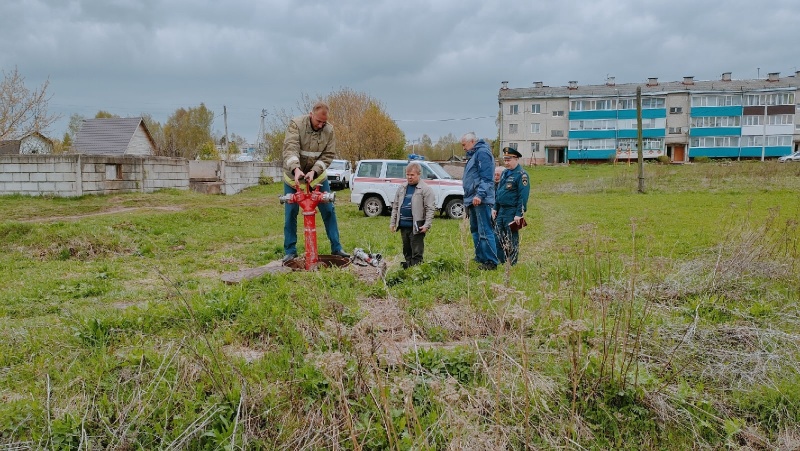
[693, 156, 711, 163]
[656, 155, 670, 164]
[258, 170, 274, 185]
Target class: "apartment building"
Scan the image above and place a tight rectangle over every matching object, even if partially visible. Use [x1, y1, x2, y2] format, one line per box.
[498, 72, 800, 165]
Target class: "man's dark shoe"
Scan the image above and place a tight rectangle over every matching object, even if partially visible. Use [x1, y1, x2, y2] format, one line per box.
[478, 262, 497, 271]
[332, 250, 350, 259]
[401, 262, 409, 269]
[282, 253, 298, 263]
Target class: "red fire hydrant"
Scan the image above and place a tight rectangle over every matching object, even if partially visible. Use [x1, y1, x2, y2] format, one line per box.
[279, 183, 335, 270]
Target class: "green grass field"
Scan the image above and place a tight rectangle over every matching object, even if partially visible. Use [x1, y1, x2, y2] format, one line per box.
[1, 161, 799, 449]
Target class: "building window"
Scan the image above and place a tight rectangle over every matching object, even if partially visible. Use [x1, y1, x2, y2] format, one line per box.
[743, 115, 763, 126]
[552, 110, 564, 117]
[741, 135, 790, 146]
[105, 164, 122, 180]
[509, 142, 518, 150]
[691, 94, 742, 107]
[691, 116, 741, 127]
[531, 142, 540, 153]
[669, 107, 682, 114]
[618, 98, 636, 109]
[509, 104, 519, 115]
[745, 92, 795, 106]
[509, 124, 518, 134]
[618, 138, 663, 151]
[531, 123, 540, 134]
[641, 97, 665, 109]
[568, 138, 617, 150]
[570, 99, 616, 111]
[569, 119, 616, 130]
[530, 103, 541, 114]
[551, 130, 564, 137]
[767, 114, 793, 125]
[690, 136, 740, 147]
[668, 127, 682, 134]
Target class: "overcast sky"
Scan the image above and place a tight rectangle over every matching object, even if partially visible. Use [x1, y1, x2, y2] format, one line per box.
[2, 0, 799, 145]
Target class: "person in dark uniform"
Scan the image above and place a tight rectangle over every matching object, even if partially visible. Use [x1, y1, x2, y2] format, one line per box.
[492, 147, 530, 265]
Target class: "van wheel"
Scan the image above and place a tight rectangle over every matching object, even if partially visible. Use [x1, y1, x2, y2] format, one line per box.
[445, 198, 465, 219]
[363, 196, 385, 217]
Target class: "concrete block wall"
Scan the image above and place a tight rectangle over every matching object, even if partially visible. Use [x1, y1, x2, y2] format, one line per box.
[0, 155, 190, 197]
[0, 155, 79, 196]
[142, 157, 190, 192]
[223, 161, 281, 195]
[80, 156, 142, 195]
[0, 155, 277, 197]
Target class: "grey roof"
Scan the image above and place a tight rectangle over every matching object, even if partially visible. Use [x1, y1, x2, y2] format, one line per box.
[0, 140, 21, 155]
[73, 117, 154, 155]
[499, 76, 800, 99]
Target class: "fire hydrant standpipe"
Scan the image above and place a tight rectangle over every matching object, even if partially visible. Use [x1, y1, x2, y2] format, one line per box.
[279, 183, 335, 270]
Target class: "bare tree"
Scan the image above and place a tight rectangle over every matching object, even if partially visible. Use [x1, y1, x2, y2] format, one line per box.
[0, 67, 60, 140]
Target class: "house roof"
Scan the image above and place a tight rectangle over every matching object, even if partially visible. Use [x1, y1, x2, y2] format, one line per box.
[0, 140, 21, 155]
[73, 117, 155, 155]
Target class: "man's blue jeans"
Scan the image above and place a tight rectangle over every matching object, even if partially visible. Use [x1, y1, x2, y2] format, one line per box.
[467, 203, 499, 265]
[283, 180, 344, 256]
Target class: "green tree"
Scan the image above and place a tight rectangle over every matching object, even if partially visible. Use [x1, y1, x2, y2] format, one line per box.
[95, 110, 118, 118]
[161, 103, 215, 159]
[261, 129, 285, 162]
[0, 67, 59, 140]
[434, 133, 460, 161]
[67, 113, 85, 140]
[141, 113, 164, 154]
[197, 140, 220, 160]
[57, 132, 72, 154]
[326, 88, 405, 161]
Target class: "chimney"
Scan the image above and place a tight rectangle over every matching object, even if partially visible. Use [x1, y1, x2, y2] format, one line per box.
[767, 72, 779, 82]
[682, 76, 695, 85]
[568, 80, 578, 90]
[533, 81, 543, 88]
[501, 81, 509, 90]
[647, 77, 658, 86]
[721, 72, 732, 81]
[606, 76, 616, 86]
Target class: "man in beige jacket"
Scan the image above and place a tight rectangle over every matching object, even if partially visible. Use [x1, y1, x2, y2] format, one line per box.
[390, 162, 436, 268]
[282, 102, 348, 262]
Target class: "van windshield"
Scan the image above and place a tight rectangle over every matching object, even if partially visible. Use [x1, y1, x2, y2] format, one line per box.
[329, 160, 347, 170]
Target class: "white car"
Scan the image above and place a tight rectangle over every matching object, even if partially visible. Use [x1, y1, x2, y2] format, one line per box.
[778, 151, 800, 162]
[350, 159, 465, 219]
[327, 159, 352, 189]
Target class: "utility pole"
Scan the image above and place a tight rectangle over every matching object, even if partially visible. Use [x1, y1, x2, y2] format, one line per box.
[257, 109, 267, 161]
[636, 86, 645, 193]
[223, 105, 230, 159]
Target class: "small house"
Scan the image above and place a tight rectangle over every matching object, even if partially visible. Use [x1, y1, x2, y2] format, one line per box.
[0, 132, 54, 155]
[73, 117, 157, 156]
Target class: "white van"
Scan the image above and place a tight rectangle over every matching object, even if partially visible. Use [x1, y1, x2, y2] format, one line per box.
[327, 159, 352, 190]
[350, 159, 464, 219]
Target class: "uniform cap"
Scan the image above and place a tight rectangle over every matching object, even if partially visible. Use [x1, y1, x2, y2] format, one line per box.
[502, 147, 522, 158]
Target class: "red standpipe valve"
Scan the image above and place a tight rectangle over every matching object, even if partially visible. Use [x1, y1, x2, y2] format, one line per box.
[279, 183, 335, 270]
